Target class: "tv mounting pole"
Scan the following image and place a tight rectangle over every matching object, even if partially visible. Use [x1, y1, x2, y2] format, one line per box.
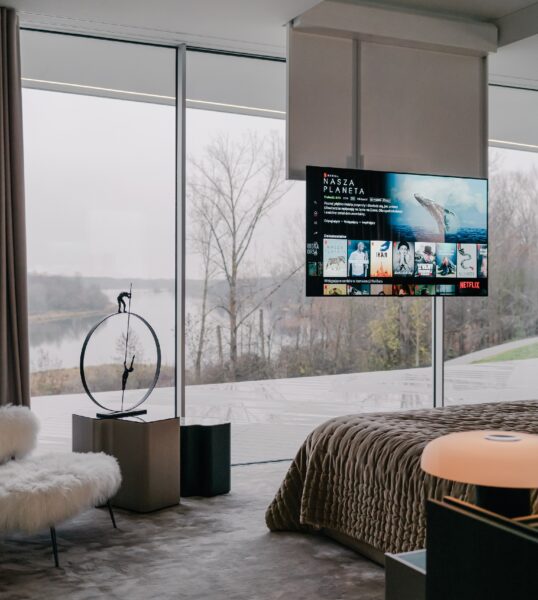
[432, 296, 444, 408]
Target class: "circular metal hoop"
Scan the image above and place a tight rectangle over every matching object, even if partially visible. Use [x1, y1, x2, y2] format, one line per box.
[79, 312, 161, 413]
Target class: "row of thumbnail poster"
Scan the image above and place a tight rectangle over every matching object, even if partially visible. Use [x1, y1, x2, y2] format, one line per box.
[317, 239, 488, 279]
[324, 283, 473, 296]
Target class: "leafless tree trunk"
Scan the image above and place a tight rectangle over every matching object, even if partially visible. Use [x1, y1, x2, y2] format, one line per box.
[247, 322, 253, 354]
[259, 309, 265, 361]
[193, 243, 213, 383]
[187, 182, 219, 384]
[216, 325, 223, 368]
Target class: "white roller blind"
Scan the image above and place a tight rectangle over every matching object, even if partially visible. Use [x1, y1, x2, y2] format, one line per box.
[186, 50, 285, 118]
[20, 30, 176, 105]
[489, 85, 538, 151]
[20, 30, 285, 117]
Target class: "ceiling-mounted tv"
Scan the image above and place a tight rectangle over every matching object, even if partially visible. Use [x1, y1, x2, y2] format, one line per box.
[306, 166, 488, 297]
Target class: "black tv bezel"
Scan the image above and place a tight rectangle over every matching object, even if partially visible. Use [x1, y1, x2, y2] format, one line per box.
[305, 165, 489, 298]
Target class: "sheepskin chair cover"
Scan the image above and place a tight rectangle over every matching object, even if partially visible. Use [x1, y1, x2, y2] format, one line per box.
[0, 405, 39, 464]
[0, 452, 121, 533]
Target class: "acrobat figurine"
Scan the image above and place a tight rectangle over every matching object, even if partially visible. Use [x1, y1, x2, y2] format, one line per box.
[117, 291, 131, 313]
[122, 355, 135, 392]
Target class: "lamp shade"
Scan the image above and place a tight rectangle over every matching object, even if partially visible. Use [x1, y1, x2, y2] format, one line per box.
[421, 430, 538, 489]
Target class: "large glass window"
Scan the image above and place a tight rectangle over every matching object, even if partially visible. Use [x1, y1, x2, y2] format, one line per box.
[185, 51, 432, 464]
[21, 32, 176, 449]
[22, 37, 434, 461]
[444, 146, 538, 405]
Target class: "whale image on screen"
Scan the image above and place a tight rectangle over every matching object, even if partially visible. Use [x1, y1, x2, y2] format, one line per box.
[389, 173, 486, 244]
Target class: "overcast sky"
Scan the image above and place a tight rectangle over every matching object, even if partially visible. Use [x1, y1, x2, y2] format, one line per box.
[23, 89, 303, 280]
[23, 89, 536, 281]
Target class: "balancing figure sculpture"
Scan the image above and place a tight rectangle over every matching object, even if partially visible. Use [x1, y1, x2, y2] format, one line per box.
[117, 291, 132, 313]
[121, 355, 135, 395]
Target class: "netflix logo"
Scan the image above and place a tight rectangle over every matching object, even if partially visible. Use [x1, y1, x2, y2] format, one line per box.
[459, 281, 480, 289]
[458, 280, 487, 296]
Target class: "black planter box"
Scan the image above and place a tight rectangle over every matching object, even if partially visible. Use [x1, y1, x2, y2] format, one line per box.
[180, 420, 231, 497]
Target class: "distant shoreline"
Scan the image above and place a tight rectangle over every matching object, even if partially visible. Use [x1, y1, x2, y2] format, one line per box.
[29, 306, 114, 324]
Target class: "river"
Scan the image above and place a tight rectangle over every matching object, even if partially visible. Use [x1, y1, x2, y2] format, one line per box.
[29, 288, 176, 371]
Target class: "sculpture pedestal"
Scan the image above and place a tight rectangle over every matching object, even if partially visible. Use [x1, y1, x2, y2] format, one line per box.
[73, 414, 180, 512]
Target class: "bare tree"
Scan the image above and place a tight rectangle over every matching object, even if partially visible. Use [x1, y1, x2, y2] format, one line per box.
[189, 131, 295, 379]
[187, 191, 219, 383]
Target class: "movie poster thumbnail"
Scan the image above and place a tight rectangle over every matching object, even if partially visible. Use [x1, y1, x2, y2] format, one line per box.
[392, 241, 414, 276]
[347, 240, 370, 277]
[415, 284, 436, 296]
[435, 243, 457, 278]
[348, 284, 370, 296]
[370, 241, 393, 278]
[323, 238, 347, 277]
[393, 284, 414, 296]
[370, 284, 393, 296]
[306, 241, 320, 258]
[478, 244, 488, 278]
[457, 243, 477, 278]
[323, 283, 347, 296]
[436, 284, 456, 296]
[307, 261, 322, 277]
[415, 242, 436, 277]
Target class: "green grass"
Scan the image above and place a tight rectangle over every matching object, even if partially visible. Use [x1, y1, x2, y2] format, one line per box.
[473, 342, 538, 364]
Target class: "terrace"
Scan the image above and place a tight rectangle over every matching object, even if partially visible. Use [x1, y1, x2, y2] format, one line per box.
[32, 337, 538, 463]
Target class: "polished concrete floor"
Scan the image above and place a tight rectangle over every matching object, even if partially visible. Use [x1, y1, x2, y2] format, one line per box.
[0, 462, 384, 600]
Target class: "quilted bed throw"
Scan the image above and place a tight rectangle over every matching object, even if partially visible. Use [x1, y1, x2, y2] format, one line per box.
[265, 400, 538, 554]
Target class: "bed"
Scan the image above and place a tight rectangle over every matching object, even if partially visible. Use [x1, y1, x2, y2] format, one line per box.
[265, 400, 538, 564]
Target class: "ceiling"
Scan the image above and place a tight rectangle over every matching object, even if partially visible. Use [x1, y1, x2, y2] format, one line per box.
[5, 0, 538, 90]
[8, 0, 538, 55]
[341, 0, 537, 21]
[5, 0, 322, 56]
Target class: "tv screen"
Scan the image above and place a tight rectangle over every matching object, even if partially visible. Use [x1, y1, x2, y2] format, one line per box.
[306, 166, 488, 297]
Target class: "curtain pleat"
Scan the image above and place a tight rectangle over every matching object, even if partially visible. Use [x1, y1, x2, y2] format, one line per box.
[0, 8, 30, 407]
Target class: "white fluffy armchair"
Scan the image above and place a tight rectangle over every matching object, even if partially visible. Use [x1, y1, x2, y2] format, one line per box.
[0, 405, 121, 567]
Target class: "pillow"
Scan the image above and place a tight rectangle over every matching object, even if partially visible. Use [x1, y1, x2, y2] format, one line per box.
[0, 405, 39, 464]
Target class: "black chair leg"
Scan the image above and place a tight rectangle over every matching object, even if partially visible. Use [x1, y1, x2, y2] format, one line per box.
[107, 500, 117, 529]
[50, 527, 59, 568]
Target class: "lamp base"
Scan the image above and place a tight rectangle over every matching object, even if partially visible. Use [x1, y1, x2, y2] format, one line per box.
[475, 485, 530, 518]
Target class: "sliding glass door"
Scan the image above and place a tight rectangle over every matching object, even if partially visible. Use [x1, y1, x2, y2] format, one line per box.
[444, 146, 538, 405]
[443, 83, 538, 405]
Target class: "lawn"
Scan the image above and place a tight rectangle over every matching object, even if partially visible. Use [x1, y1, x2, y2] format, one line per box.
[473, 342, 538, 364]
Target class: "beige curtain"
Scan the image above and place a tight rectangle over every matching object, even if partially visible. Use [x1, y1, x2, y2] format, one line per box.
[0, 8, 29, 407]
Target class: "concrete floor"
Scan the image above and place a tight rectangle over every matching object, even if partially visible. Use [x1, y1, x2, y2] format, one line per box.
[0, 461, 385, 600]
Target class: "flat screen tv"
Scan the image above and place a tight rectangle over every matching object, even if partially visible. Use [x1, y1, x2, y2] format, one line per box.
[306, 166, 488, 297]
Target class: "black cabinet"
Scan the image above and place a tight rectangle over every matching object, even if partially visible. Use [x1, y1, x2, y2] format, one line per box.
[180, 419, 230, 497]
[385, 549, 426, 600]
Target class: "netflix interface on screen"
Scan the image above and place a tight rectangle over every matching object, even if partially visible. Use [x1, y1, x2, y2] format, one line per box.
[306, 166, 488, 297]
